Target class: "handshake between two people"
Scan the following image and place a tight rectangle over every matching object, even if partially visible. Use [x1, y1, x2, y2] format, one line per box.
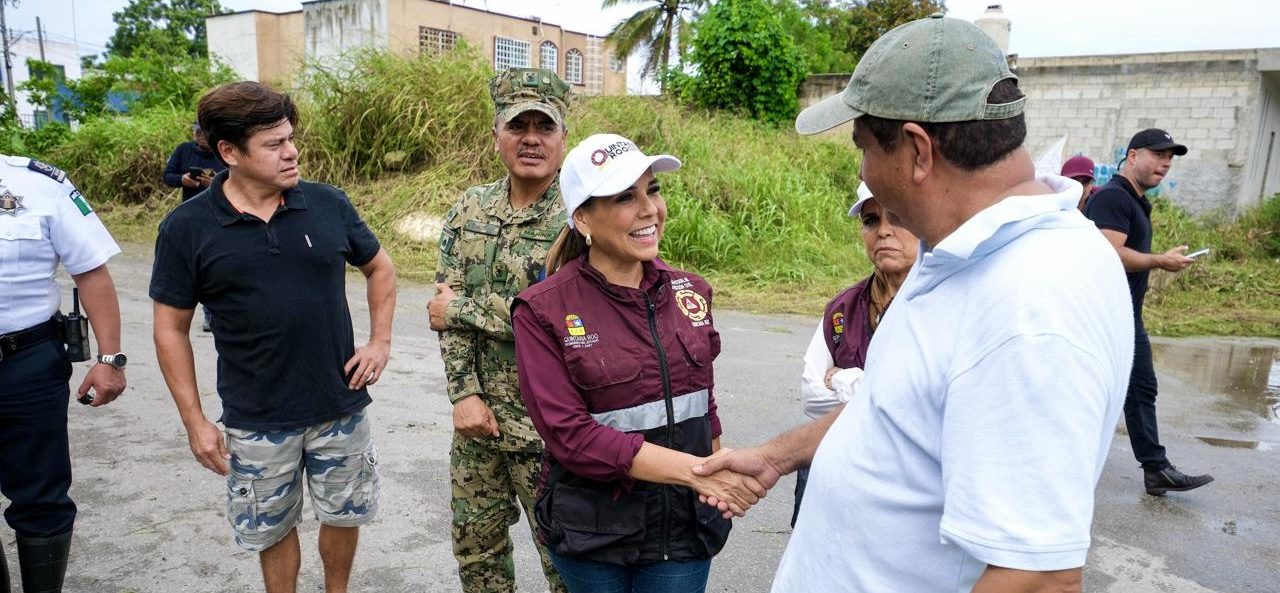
[687, 447, 787, 520]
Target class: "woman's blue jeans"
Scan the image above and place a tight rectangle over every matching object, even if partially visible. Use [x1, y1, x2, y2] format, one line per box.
[549, 551, 712, 593]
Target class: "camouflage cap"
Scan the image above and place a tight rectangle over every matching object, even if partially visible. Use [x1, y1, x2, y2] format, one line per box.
[490, 68, 571, 128]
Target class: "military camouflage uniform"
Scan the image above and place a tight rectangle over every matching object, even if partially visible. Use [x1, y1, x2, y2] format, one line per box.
[438, 67, 571, 593]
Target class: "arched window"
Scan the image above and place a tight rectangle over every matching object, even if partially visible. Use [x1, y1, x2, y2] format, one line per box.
[566, 49, 583, 84]
[540, 41, 558, 71]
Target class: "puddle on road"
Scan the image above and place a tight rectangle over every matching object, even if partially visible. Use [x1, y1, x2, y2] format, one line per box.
[1195, 436, 1278, 451]
[1151, 340, 1280, 428]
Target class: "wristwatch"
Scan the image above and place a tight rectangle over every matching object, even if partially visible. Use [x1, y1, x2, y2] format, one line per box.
[97, 352, 128, 369]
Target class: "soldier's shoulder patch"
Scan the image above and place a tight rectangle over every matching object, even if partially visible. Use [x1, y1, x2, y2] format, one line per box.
[439, 226, 457, 254]
[27, 159, 68, 183]
[443, 204, 461, 226]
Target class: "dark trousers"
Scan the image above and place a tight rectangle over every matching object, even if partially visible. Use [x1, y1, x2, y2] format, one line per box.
[0, 338, 77, 538]
[1125, 328, 1168, 469]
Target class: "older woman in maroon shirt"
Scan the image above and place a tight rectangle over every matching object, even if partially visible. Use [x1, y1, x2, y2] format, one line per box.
[512, 134, 758, 593]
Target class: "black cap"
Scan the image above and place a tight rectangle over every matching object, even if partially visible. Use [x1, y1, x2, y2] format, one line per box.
[1127, 128, 1187, 156]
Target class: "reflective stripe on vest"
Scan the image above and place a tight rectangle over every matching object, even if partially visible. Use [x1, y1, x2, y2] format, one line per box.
[590, 389, 709, 433]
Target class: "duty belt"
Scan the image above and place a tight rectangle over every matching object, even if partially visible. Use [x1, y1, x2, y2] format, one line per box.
[0, 318, 60, 362]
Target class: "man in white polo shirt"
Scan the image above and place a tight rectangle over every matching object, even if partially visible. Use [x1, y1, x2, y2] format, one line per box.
[695, 14, 1134, 593]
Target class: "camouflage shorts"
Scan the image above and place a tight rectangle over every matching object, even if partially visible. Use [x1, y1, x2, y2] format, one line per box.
[224, 410, 380, 552]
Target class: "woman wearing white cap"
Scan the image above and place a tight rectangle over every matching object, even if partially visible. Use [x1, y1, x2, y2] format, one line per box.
[510, 134, 756, 592]
[791, 182, 918, 525]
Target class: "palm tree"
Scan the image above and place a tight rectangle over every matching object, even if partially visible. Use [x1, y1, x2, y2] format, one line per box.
[603, 0, 707, 88]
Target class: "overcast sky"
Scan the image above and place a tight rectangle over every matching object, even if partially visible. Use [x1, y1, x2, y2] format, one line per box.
[10, 0, 1280, 86]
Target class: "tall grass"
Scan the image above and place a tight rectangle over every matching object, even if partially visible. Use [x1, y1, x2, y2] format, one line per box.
[1143, 195, 1280, 336]
[572, 96, 867, 299]
[297, 44, 498, 184]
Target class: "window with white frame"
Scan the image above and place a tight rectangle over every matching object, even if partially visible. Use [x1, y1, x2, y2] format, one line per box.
[565, 49, 583, 84]
[609, 53, 624, 73]
[495, 36, 532, 70]
[419, 27, 458, 54]
[540, 41, 558, 71]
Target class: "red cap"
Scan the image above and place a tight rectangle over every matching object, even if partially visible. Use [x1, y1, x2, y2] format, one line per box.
[1061, 155, 1095, 181]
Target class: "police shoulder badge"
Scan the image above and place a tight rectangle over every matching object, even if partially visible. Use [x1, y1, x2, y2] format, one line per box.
[675, 289, 708, 323]
[0, 190, 24, 216]
[27, 159, 68, 184]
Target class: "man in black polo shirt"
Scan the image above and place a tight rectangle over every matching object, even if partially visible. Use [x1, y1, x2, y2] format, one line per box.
[1083, 128, 1212, 496]
[151, 81, 397, 593]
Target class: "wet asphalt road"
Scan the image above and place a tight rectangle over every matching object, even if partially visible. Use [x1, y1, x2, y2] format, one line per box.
[2, 244, 1277, 592]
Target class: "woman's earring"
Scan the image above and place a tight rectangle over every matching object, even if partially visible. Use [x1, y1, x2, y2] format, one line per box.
[585, 233, 592, 247]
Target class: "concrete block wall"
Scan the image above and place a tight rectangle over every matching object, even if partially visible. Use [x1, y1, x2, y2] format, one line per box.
[1017, 51, 1262, 216]
[796, 49, 1280, 216]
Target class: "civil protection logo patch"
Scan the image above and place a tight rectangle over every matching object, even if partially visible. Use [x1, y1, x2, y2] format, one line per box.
[675, 289, 708, 322]
[565, 314, 586, 336]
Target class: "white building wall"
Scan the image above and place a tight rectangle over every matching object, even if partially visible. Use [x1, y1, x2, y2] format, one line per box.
[8, 37, 82, 126]
[1244, 72, 1280, 205]
[304, 0, 389, 63]
[207, 12, 261, 82]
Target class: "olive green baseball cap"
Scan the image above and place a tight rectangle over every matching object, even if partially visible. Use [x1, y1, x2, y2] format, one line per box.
[490, 68, 571, 128]
[795, 13, 1024, 135]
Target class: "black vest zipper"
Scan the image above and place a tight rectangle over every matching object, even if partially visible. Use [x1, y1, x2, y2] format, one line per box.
[643, 290, 675, 560]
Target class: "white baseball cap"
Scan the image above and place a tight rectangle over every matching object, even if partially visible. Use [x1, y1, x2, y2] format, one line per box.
[848, 182, 874, 217]
[560, 133, 681, 229]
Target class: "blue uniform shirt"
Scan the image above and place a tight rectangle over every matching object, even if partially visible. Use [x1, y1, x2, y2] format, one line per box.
[0, 156, 120, 334]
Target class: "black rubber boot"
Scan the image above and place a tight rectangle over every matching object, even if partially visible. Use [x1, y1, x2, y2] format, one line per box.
[2, 539, 11, 593]
[15, 531, 70, 593]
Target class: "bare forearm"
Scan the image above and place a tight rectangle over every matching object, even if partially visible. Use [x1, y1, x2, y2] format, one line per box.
[971, 566, 1082, 593]
[72, 265, 121, 354]
[153, 307, 206, 426]
[1115, 245, 1159, 273]
[363, 252, 397, 344]
[629, 442, 700, 487]
[762, 403, 845, 474]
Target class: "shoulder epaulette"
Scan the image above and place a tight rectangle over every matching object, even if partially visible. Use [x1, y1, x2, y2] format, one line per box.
[27, 159, 68, 183]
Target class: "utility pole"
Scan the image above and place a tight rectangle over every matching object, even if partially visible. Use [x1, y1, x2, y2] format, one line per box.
[1, 0, 14, 110]
[36, 16, 44, 61]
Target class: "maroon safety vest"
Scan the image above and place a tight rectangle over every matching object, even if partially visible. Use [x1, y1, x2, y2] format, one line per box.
[822, 275, 875, 370]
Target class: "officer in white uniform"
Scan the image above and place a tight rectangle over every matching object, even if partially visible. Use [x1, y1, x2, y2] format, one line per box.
[0, 156, 127, 593]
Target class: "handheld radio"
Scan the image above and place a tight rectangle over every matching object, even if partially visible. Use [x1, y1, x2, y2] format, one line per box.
[63, 288, 91, 362]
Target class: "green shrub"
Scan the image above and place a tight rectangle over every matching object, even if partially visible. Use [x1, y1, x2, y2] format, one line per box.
[678, 0, 807, 126]
[44, 107, 191, 204]
[1246, 193, 1280, 257]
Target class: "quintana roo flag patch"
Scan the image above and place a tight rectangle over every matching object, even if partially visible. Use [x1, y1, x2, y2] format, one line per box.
[565, 314, 586, 336]
[28, 159, 68, 183]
